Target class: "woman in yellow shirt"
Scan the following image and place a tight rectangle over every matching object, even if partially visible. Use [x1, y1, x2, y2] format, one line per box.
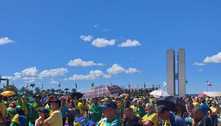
[44, 96, 63, 126]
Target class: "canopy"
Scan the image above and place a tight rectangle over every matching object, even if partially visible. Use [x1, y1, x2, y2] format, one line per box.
[202, 92, 221, 97]
[150, 89, 169, 98]
[1, 90, 16, 97]
[83, 85, 122, 99]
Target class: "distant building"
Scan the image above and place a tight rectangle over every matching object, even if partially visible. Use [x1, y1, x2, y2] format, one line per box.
[178, 48, 186, 97]
[167, 49, 176, 96]
[166, 48, 186, 96]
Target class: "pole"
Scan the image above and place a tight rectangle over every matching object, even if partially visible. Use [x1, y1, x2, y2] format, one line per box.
[41, 82, 43, 90]
[6, 79, 9, 86]
[206, 85, 208, 92]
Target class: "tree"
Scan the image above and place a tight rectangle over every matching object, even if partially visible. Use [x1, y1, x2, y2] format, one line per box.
[30, 83, 35, 89]
[91, 82, 95, 88]
[71, 88, 76, 93]
[34, 87, 41, 94]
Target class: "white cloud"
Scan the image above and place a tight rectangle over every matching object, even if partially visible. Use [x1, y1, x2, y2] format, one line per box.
[22, 77, 37, 81]
[21, 67, 38, 77]
[67, 58, 103, 67]
[68, 64, 139, 81]
[80, 35, 142, 48]
[24, 79, 35, 83]
[0, 37, 14, 45]
[107, 64, 126, 75]
[80, 35, 115, 48]
[103, 74, 112, 79]
[69, 70, 106, 80]
[13, 72, 22, 80]
[89, 70, 105, 78]
[193, 52, 221, 66]
[193, 62, 206, 66]
[203, 52, 221, 64]
[6, 67, 68, 82]
[39, 68, 68, 78]
[80, 35, 93, 42]
[50, 80, 60, 84]
[126, 68, 139, 74]
[92, 38, 116, 48]
[107, 64, 139, 75]
[118, 39, 141, 47]
[1, 76, 14, 80]
[8, 67, 38, 81]
[69, 74, 88, 81]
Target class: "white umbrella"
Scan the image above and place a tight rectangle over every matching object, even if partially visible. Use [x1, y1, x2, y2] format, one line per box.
[150, 89, 169, 98]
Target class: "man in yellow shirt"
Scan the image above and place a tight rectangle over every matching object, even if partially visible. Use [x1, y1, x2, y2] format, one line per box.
[142, 113, 159, 126]
[143, 105, 176, 126]
[44, 96, 63, 126]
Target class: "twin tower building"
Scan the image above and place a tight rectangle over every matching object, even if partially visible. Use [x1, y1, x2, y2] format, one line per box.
[167, 48, 186, 97]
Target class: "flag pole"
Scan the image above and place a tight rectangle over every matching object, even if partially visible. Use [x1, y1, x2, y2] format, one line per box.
[207, 85, 208, 92]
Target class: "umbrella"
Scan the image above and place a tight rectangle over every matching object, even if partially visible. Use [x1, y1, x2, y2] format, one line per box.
[1, 90, 16, 97]
[150, 89, 169, 98]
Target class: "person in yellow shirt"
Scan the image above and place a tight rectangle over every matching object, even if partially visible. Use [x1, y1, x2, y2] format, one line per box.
[44, 96, 63, 126]
[143, 105, 177, 126]
[142, 112, 159, 126]
[77, 99, 88, 116]
[192, 97, 199, 107]
[77, 101, 83, 115]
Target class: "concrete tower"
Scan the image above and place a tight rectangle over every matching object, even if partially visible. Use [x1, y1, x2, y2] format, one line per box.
[167, 49, 176, 96]
[178, 48, 186, 97]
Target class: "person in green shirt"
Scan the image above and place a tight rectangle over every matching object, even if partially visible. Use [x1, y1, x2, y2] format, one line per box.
[27, 102, 38, 126]
[10, 107, 27, 126]
[136, 100, 145, 118]
[6, 102, 17, 125]
[97, 101, 121, 126]
[89, 98, 102, 122]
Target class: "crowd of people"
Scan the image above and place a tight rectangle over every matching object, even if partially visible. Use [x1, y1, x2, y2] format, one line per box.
[0, 90, 220, 126]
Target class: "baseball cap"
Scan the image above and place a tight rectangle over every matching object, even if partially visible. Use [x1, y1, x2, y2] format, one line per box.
[101, 101, 117, 111]
[39, 108, 49, 114]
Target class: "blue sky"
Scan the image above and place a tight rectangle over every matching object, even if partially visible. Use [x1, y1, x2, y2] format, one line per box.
[0, 0, 221, 93]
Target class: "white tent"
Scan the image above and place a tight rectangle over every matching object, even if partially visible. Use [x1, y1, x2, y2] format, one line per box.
[150, 89, 169, 98]
[202, 91, 221, 97]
